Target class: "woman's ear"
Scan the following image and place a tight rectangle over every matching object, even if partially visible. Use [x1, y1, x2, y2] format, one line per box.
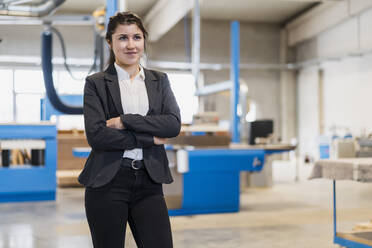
[106, 39, 112, 49]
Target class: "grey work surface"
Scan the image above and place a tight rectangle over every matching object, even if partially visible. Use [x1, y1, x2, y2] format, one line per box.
[310, 157, 372, 182]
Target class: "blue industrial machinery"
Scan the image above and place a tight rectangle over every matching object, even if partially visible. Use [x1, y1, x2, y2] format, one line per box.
[169, 148, 265, 216]
[0, 124, 57, 202]
[40, 95, 83, 121]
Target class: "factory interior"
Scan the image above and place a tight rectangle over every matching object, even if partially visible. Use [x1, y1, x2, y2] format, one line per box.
[1, 0, 372, 247]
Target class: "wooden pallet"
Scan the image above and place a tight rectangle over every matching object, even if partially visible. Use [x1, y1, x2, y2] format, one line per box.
[354, 222, 372, 231]
[56, 170, 82, 187]
[338, 231, 372, 246]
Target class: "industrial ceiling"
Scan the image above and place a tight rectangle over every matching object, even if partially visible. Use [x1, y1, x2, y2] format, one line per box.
[53, 0, 341, 24]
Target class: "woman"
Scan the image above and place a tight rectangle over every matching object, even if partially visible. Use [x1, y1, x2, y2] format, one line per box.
[78, 11, 181, 248]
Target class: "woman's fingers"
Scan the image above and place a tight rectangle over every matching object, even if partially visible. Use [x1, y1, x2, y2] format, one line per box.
[106, 117, 124, 129]
[154, 137, 167, 145]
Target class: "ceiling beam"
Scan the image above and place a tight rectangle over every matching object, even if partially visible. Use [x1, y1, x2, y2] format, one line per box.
[285, 1, 348, 46]
[278, 0, 342, 1]
[285, 0, 372, 46]
[144, 0, 193, 42]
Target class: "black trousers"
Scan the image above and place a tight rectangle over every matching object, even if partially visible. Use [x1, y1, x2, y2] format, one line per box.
[85, 159, 173, 248]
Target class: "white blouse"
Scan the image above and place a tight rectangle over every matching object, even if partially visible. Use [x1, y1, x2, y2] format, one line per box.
[114, 63, 149, 160]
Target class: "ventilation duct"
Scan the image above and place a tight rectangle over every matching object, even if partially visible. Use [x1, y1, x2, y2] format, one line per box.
[0, 0, 65, 17]
[41, 29, 83, 115]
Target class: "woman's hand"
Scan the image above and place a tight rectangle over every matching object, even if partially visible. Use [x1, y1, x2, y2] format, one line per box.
[154, 137, 167, 145]
[106, 117, 125, 130]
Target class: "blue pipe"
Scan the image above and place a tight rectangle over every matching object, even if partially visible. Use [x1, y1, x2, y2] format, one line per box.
[41, 30, 83, 115]
[106, 0, 118, 29]
[230, 21, 240, 143]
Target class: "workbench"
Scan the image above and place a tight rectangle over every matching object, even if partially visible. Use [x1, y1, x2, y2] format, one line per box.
[310, 158, 372, 248]
[74, 144, 295, 216]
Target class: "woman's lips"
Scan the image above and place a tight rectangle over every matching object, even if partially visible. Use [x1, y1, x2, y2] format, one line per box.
[125, 52, 137, 55]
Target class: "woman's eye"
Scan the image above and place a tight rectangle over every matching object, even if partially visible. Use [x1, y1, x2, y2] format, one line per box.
[134, 35, 142, 40]
[119, 36, 127, 40]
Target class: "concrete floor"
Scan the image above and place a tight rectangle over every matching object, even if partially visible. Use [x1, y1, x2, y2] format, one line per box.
[1, 163, 372, 248]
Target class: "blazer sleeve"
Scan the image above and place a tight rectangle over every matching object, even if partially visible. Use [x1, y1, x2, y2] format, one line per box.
[84, 77, 154, 150]
[120, 73, 181, 138]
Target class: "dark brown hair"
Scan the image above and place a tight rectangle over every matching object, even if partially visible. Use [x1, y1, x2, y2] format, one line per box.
[105, 11, 148, 66]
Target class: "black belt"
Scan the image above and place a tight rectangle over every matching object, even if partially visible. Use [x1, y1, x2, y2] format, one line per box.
[122, 158, 145, 170]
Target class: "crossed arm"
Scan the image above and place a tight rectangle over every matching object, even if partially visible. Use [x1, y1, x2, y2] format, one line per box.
[106, 118, 167, 145]
[84, 74, 181, 151]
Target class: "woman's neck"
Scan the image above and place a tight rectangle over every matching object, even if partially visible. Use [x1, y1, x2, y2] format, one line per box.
[116, 62, 140, 80]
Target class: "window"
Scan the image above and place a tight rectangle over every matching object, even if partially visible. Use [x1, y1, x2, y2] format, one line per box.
[14, 69, 45, 123]
[15, 94, 43, 123]
[0, 69, 14, 123]
[57, 71, 85, 94]
[53, 71, 85, 130]
[0, 67, 86, 128]
[167, 72, 198, 124]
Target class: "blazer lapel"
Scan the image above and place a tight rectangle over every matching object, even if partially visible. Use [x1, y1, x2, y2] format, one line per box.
[105, 64, 124, 115]
[144, 69, 159, 115]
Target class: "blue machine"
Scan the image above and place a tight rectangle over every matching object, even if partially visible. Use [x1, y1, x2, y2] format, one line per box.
[40, 95, 83, 121]
[169, 148, 265, 216]
[0, 124, 57, 202]
[168, 148, 292, 216]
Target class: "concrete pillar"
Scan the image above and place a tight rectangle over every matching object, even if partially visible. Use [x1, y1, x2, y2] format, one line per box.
[280, 30, 297, 144]
[318, 69, 324, 134]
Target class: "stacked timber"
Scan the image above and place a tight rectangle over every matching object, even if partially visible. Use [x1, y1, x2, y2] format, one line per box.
[57, 130, 88, 187]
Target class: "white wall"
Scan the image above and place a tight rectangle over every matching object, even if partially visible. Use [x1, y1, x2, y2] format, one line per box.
[322, 54, 372, 136]
[297, 54, 372, 159]
[295, 4, 372, 158]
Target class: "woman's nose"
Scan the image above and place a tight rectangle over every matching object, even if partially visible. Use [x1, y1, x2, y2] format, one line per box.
[126, 38, 135, 48]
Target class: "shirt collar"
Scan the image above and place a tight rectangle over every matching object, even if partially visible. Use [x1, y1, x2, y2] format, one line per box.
[114, 63, 145, 81]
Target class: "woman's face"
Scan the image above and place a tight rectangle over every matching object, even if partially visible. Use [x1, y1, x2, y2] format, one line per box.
[109, 23, 144, 68]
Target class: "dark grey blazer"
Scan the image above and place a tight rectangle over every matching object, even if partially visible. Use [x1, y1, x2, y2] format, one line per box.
[78, 64, 181, 188]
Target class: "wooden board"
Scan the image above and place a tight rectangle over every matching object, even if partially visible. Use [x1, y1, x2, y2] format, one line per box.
[57, 170, 82, 187]
[164, 195, 182, 210]
[354, 222, 372, 231]
[338, 231, 372, 246]
[57, 133, 88, 171]
[167, 135, 230, 147]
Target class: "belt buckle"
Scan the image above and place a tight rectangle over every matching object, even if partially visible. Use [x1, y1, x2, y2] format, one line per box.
[131, 159, 140, 170]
